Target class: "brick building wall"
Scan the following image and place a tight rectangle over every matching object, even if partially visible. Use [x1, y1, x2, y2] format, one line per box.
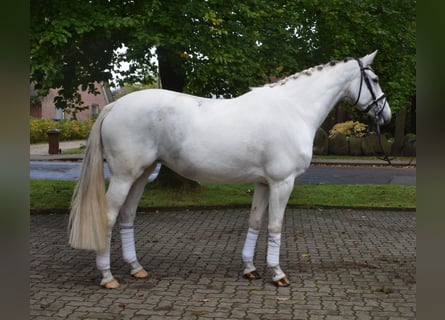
[31, 82, 113, 121]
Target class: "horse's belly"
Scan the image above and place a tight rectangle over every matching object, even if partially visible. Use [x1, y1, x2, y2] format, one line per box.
[162, 156, 267, 184]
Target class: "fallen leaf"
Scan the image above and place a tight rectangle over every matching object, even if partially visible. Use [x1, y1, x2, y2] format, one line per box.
[375, 287, 393, 294]
[136, 290, 144, 297]
[192, 311, 208, 316]
[201, 299, 210, 303]
[155, 305, 173, 311]
[277, 297, 289, 301]
[301, 253, 310, 257]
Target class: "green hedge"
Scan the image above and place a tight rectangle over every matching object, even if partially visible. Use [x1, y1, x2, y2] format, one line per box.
[30, 117, 94, 143]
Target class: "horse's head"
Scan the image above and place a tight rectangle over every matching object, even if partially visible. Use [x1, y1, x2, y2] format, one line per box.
[350, 51, 392, 125]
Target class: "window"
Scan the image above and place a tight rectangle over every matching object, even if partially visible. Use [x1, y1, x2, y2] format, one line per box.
[55, 107, 64, 120]
[91, 104, 99, 119]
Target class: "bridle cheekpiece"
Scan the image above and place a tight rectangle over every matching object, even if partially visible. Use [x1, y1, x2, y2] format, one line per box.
[353, 58, 392, 165]
[353, 58, 387, 121]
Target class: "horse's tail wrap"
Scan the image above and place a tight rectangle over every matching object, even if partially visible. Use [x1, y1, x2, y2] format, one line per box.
[68, 104, 114, 251]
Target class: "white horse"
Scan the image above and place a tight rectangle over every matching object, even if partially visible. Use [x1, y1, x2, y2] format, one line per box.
[69, 51, 391, 288]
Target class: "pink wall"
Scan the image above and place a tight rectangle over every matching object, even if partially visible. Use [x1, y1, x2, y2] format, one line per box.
[36, 83, 111, 121]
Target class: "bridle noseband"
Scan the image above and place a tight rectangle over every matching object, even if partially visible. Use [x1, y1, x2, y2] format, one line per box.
[353, 58, 387, 120]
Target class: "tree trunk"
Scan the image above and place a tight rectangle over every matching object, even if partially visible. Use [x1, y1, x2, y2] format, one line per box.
[152, 46, 199, 189]
[391, 107, 407, 155]
[157, 46, 187, 92]
[409, 95, 416, 134]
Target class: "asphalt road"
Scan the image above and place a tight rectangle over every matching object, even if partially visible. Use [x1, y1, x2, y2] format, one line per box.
[29, 161, 415, 185]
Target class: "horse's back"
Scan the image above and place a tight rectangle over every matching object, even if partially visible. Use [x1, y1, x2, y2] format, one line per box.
[100, 88, 312, 184]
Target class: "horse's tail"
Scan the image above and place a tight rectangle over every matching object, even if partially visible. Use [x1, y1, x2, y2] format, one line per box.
[68, 103, 114, 251]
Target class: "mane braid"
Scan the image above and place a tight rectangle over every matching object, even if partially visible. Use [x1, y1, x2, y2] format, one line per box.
[257, 57, 352, 90]
[267, 62, 327, 88]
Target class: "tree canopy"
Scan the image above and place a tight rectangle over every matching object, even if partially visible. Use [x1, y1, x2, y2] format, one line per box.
[30, 0, 415, 115]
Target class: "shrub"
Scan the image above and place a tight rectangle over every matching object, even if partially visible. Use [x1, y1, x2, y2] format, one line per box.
[30, 117, 94, 143]
[329, 120, 368, 138]
[328, 132, 349, 155]
[361, 132, 392, 156]
[402, 133, 416, 156]
[348, 136, 363, 156]
[313, 128, 328, 155]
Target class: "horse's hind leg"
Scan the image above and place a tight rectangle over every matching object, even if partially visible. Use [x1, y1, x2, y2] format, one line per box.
[242, 183, 269, 280]
[95, 176, 133, 288]
[96, 168, 150, 289]
[119, 164, 157, 280]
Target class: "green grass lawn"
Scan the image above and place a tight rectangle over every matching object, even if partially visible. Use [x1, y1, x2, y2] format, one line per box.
[30, 180, 416, 211]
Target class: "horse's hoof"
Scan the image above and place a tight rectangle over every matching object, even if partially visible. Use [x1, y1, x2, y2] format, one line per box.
[102, 278, 120, 289]
[273, 276, 290, 287]
[243, 270, 262, 280]
[132, 268, 149, 279]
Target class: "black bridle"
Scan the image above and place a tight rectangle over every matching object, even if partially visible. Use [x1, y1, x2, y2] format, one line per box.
[353, 58, 387, 119]
[353, 58, 392, 165]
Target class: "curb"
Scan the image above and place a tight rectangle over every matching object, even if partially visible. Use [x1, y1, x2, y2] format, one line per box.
[30, 153, 416, 167]
[30, 204, 416, 215]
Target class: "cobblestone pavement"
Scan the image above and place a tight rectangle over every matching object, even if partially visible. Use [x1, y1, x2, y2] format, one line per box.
[30, 208, 416, 319]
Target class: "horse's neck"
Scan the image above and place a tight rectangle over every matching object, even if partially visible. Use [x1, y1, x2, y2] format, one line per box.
[281, 62, 354, 132]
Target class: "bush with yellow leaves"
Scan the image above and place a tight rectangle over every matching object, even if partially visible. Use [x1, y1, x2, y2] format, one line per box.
[329, 121, 368, 138]
[30, 117, 93, 143]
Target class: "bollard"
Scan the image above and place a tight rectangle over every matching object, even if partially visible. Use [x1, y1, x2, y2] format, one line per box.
[47, 128, 61, 154]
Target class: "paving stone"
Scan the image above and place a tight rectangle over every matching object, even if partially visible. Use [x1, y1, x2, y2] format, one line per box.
[30, 208, 416, 319]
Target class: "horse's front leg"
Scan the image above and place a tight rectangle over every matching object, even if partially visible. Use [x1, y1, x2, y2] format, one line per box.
[242, 183, 269, 280]
[267, 177, 294, 287]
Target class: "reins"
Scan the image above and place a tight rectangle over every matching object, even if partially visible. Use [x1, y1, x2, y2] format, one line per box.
[373, 119, 393, 166]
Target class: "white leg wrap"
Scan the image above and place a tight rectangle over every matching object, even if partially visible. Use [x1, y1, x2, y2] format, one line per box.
[100, 269, 114, 286]
[96, 230, 112, 271]
[243, 261, 256, 275]
[242, 228, 260, 263]
[267, 232, 281, 267]
[270, 265, 286, 282]
[130, 260, 144, 275]
[120, 223, 137, 264]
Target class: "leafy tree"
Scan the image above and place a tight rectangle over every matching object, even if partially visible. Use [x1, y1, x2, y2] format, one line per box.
[31, 0, 415, 157]
[31, 0, 415, 110]
[301, 0, 416, 116]
[30, 0, 136, 112]
[297, 0, 416, 153]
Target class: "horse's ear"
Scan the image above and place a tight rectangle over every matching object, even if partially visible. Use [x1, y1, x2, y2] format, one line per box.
[360, 50, 378, 66]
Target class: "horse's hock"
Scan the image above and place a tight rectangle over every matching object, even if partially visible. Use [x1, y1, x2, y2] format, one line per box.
[47, 128, 61, 155]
